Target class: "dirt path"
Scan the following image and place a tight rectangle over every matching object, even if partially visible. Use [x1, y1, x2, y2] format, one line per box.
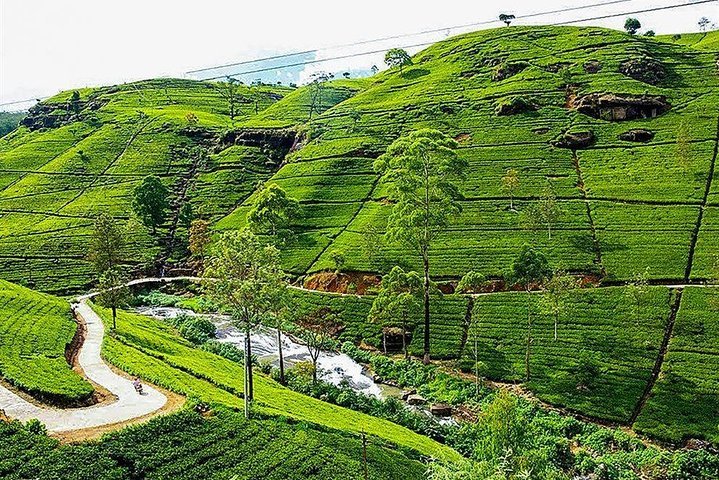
[0, 300, 168, 433]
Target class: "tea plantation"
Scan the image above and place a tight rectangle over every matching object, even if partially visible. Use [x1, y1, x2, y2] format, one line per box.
[0, 279, 92, 404]
[1, 24, 719, 476]
[92, 302, 459, 461]
[0, 409, 426, 480]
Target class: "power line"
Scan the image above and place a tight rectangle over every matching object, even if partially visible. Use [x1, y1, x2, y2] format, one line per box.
[3, 0, 715, 108]
[556, 0, 718, 24]
[196, 0, 718, 82]
[186, 0, 636, 74]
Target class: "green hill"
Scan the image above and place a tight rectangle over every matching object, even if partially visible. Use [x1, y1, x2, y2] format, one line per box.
[1, 25, 718, 447]
[1, 26, 717, 292]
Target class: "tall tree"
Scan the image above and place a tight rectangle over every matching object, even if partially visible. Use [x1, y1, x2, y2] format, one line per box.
[296, 307, 342, 383]
[218, 77, 243, 120]
[501, 168, 520, 212]
[132, 175, 170, 235]
[374, 129, 468, 364]
[247, 183, 300, 243]
[96, 266, 129, 330]
[368, 266, 423, 358]
[203, 230, 286, 418]
[308, 72, 332, 120]
[541, 269, 580, 341]
[624, 17, 641, 35]
[384, 48, 413, 75]
[88, 213, 125, 273]
[512, 245, 551, 381]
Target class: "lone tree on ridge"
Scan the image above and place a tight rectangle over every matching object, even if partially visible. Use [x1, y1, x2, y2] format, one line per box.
[384, 48, 413, 76]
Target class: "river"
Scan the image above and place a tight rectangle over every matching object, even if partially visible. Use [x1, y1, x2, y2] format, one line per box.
[135, 306, 384, 397]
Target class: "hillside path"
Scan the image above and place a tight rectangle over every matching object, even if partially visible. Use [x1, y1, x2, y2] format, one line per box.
[0, 300, 167, 432]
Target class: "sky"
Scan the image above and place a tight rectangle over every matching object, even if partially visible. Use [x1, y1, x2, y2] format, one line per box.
[1, 0, 717, 110]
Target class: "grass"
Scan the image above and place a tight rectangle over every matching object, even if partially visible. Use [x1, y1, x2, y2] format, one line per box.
[0, 279, 92, 403]
[94, 302, 460, 461]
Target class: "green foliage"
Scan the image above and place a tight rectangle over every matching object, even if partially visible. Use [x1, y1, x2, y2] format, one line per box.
[0, 111, 25, 137]
[511, 245, 551, 287]
[96, 266, 130, 329]
[88, 213, 125, 273]
[0, 280, 93, 403]
[0, 410, 426, 480]
[624, 17, 641, 35]
[247, 182, 300, 242]
[167, 313, 216, 345]
[384, 48, 413, 74]
[456, 271, 486, 294]
[132, 175, 169, 234]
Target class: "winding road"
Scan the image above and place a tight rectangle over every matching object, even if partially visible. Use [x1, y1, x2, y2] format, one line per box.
[0, 275, 715, 434]
[0, 300, 167, 433]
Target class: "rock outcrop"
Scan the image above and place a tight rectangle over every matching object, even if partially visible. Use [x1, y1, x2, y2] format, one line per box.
[552, 131, 596, 149]
[619, 129, 655, 142]
[619, 57, 666, 85]
[572, 93, 670, 121]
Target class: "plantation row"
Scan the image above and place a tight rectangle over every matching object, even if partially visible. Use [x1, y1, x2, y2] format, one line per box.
[0, 280, 92, 403]
[0, 409, 425, 480]
[290, 284, 719, 443]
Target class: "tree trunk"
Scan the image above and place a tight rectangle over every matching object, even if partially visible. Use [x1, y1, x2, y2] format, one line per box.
[244, 331, 250, 418]
[474, 338, 479, 399]
[112, 305, 117, 330]
[312, 359, 318, 384]
[277, 327, 285, 385]
[422, 249, 431, 365]
[402, 316, 408, 359]
[525, 288, 532, 382]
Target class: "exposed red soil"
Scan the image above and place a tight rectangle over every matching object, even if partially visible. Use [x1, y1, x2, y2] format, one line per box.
[303, 271, 381, 294]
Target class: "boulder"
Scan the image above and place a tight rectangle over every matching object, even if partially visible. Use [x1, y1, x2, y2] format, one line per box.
[583, 60, 602, 73]
[572, 93, 670, 121]
[400, 389, 417, 401]
[493, 61, 530, 81]
[618, 129, 655, 142]
[406, 394, 427, 406]
[430, 404, 453, 416]
[619, 57, 666, 85]
[495, 96, 538, 116]
[552, 131, 596, 150]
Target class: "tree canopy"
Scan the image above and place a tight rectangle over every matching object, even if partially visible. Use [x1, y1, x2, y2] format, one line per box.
[132, 175, 169, 234]
[247, 183, 300, 242]
[384, 48, 413, 74]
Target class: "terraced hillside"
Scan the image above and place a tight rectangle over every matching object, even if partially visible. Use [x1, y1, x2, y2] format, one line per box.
[1, 28, 717, 292]
[218, 27, 719, 284]
[0, 79, 355, 293]
[1, 26, 719, 447]
[0, 279, 92, 404]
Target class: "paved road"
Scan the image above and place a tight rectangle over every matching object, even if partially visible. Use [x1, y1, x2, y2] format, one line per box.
[0, 300, 167, 432]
